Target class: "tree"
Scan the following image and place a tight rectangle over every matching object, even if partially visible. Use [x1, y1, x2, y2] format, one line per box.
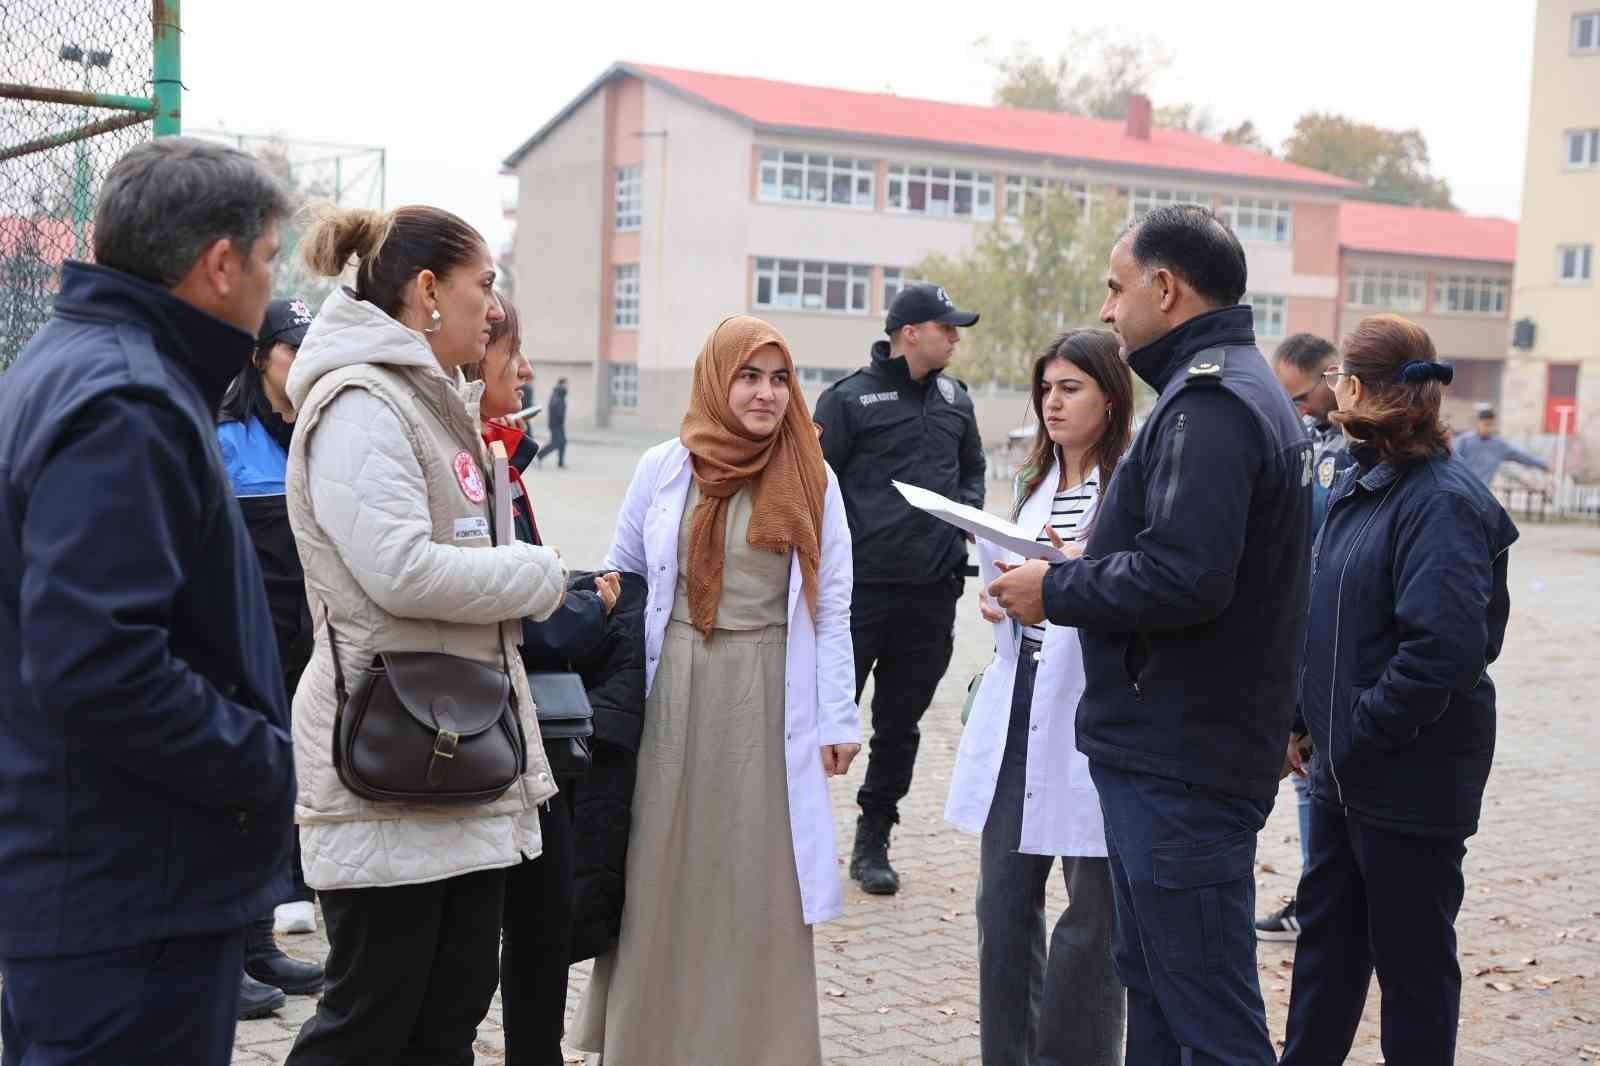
[1284, 113, 1454, 209]
[909, 184, 1124, 388]
[1219, 119, 1272, 154]
[252, 139, 341, 306]
[984, 31, 1167, 120]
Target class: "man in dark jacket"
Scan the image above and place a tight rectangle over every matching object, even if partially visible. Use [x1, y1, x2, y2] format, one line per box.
[989, 205, 1313, 1065]
[540, 376, 569, 468]
[813, 283, 984, 895]
[0, 138, 297, 1064]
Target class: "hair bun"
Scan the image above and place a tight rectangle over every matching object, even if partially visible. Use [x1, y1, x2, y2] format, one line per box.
[1397, 360, 1454, 386]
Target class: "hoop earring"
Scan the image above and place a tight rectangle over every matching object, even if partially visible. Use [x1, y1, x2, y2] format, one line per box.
[423, 309, 442, 335]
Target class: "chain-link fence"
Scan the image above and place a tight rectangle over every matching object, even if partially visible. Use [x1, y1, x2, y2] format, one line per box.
[1, 1, 179, 370]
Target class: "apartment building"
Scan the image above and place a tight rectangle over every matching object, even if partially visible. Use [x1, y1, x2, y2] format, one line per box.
[1504, 0, 1600, 476]
[504, 62, 1358, 434]
[1336, 200, 1517, 431]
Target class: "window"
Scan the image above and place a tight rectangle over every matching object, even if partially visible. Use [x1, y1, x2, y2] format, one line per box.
[1567, 129, 1600, 168]
[757, 149, 874, 208]
[614, 165, 642, 230]
[1003, 176, 1090, 221]
[1121, 186, 1211, 221]
[1247, 293, 1286, 338]
[607, 363, 638, 410]
[1433, 273, 1509, 314]
[1450, 359, 1504, 404]
[1345, 267, 1426, 311]
[753, 258, 871, 313]
[798, 367, 850, 390]
[886, 165, 995, 219]
[1558, 244, 1594, 283]
[1574, 11, 1600, 52]
[882, 267, 919, 308]
[613, 264, 639, 328]
[1223, 197, 1292, 243]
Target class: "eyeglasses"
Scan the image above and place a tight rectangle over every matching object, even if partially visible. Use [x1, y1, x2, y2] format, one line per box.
[1321, 366, 1356, 384]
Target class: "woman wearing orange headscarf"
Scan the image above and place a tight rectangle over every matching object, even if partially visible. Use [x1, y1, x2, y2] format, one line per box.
[571, 316, 859, 1065]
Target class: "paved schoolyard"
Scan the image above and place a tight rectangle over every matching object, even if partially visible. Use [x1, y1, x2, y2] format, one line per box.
[215, 438, 1598, 1064]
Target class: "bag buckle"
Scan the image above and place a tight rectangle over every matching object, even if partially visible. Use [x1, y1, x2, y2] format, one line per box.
[426, 730, 461, 785]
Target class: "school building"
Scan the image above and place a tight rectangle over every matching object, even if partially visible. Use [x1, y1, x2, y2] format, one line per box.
[503, 62, 1521, 443]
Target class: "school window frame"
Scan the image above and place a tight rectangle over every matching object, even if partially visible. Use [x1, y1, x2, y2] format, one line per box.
[1120, 185, 1211, 223]
[1565, 129, 1600, 169]
[1344, 267, 1427, 311]
[607, 362, 639, 410]
[885, 164, 996, 220]
[1573, 11, 1600, 53]
[1222, 196, 1292, 243]
[881, 267, 919, 308]
[615, 165, 642, 231]
[1431, 273, 1510, 315]
[613, 264, 640, 329]
[756, 148, 876, 209]
[752, 258, 872, 314]
[1247, 292, 1286, 338]
[1557, 244, 1594, 284]
[1002, 175, 1091, 221]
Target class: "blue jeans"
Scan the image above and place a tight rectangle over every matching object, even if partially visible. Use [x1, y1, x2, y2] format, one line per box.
[976, 650, 1124, 1066]
[1089, 762, 1276, 1066]
[1294, 771, 1311, 870]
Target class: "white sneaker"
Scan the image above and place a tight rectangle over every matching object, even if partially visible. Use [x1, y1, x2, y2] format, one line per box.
[274, 900, 316, 935]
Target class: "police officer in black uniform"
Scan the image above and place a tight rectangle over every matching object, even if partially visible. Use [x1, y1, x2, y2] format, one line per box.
[813, 283, 984, 895]
[989, 205, 1313, 1065]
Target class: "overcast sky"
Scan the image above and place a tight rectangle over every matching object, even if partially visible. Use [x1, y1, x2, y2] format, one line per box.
[184, 0, 1537, 253]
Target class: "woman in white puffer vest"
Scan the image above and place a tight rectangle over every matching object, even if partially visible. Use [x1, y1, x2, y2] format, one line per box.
[281, 204, 567, 1066]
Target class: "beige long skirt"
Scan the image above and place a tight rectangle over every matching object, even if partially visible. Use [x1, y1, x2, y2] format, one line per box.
[571, 619, 821, 1066]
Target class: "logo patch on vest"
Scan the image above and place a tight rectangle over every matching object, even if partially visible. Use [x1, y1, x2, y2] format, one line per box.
[453, 451, 487, 504]
[1317, 455, 1338, 489]
[859, 391, 898, 406]
[936, 377, 956, 404]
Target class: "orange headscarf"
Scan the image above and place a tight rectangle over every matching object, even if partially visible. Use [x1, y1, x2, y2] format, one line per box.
[678, 315, 828, 636]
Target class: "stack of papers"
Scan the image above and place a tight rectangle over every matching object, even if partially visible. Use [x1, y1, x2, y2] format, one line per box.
[893, 481, 1066, 562]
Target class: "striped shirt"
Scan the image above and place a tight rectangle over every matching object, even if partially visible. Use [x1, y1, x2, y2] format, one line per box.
[1021, 477, 1097, 645]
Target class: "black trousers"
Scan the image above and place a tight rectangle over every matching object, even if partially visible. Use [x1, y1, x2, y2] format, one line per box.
[501, 792, 576, 1066]
[539, 428, 567, 467]
[0, 930, 243, 1066]
[1281, 798, 1468, 1066]
[285, 867, 506, 1066]
[851, 576, 960, 822]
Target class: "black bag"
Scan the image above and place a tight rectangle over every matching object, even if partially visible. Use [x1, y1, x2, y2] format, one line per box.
[527, 671, 594, 780]
[326, 618, 526, 806]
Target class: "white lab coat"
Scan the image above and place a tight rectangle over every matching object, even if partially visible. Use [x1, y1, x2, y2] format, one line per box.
[605, 439, 860, 925]
[944, 455, 1108, 858]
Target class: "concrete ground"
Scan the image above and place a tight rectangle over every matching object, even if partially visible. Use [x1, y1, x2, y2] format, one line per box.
[178, 440, 1600, 1063]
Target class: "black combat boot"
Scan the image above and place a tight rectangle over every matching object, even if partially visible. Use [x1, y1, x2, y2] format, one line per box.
[850, 812, 900, 896]
[244, 915, 325, 996]
[237, 971, 286, 1020]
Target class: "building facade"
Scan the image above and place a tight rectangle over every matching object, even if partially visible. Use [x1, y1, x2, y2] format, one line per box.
[1505, 0, 1600, 477]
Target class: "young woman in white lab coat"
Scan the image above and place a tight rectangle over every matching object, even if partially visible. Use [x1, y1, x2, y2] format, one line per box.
[571, 315, 859, 1066]
[946, 329, 1134, 1066]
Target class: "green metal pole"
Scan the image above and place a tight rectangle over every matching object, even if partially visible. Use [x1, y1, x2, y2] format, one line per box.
[152, 0, 182, 137]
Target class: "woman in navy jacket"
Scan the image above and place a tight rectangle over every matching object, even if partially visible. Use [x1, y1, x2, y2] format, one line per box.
[1281, 314, 1518, 1066]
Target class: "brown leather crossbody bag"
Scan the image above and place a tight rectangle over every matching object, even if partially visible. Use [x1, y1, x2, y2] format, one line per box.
[326, 618, 527, 806]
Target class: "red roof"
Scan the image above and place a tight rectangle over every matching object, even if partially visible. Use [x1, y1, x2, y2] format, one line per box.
[510, 62, 1357, 192]
[1338, 201, 1516, 264]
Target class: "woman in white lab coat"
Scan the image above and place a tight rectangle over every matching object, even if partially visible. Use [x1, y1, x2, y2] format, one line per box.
[571, 315, 858, 1066]
[946, 329, 1134, 1066]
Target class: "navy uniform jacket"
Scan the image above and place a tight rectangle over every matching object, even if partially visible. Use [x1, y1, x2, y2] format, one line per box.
[1299, 449, 1517, 838]
[1308, 418, 1355, 530]
[813, 340, 985, 585]
[1042, 306, 1314, 802]
[0, 263, 296, 958]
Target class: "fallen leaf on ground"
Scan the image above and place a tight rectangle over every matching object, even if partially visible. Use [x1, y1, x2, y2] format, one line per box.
[1488, 981, 1517, 992]
[824, 988, 846, 998]
[937, 1007, 957, 1017]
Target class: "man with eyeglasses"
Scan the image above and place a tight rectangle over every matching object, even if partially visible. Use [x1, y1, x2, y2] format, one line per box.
[1256, 333, 1355, 945]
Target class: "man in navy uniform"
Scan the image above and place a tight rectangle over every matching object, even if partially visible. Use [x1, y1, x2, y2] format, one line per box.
[813, 283, 984, 895]
[989, 204, 1313, 1065]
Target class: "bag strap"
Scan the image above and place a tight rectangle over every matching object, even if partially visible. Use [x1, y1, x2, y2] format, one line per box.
[322, 603, 513, 704]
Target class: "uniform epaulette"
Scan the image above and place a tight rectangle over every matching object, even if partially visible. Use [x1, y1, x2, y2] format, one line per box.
[824, 367, 870, 394]
[1183, 348, 1226, 384]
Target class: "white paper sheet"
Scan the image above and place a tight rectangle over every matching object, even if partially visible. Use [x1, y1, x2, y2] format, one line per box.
[893, 481, 1067, 562]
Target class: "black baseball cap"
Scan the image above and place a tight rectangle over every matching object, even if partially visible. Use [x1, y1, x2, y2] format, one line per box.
[258, 297, 314, 349]
[885, 283, 980, 335]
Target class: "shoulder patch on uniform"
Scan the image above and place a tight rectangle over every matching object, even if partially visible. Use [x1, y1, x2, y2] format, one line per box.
[1186, 351, 1226, 378]
[1317, 454, 1338, 488]
[936, 377, 956, 404]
